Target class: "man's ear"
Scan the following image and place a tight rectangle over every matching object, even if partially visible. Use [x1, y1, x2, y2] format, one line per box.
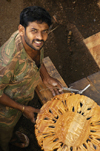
[18, 24, 25, 36]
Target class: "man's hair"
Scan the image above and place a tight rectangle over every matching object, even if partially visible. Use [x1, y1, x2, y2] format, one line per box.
[20, 6, 52, 28]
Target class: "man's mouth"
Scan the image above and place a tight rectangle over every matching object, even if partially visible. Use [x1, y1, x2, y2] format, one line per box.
[33, 39, 44, 43]
[33, 39, 44, 47]
[35, 40, 42, 44]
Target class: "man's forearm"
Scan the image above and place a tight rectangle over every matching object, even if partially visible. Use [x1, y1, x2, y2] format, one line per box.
[0, 93, 40, 123]
[40, 63, 50, 80]
[0, 93, 23, 112]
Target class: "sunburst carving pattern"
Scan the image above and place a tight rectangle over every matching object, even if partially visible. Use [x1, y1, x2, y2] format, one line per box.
[35, 93, 100, 151]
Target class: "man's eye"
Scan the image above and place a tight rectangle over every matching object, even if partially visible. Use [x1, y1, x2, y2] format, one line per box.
[31, 29, 37, 33]
[42, 30, 48, 34]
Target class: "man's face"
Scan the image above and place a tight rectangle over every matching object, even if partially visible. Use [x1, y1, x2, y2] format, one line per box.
[23, 21, 49, 51]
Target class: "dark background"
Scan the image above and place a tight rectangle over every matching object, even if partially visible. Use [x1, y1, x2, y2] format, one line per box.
[0, 0, 100, 150]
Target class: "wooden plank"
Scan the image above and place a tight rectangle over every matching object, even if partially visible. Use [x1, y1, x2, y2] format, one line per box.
[42, 57, 67, 87]
[69, 73, 100, 105]
[35, 79, 53, 104]
[87, 71, 100, 92]
[84, 32, 100, 68]
[69, 78, 90, 91]
[35, 56, 68, 104]
[69, 78, 93, 98]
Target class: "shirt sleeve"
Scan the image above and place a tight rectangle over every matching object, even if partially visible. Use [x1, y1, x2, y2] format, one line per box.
[0, 33, 17, 97]
[0, 64, 14, 97]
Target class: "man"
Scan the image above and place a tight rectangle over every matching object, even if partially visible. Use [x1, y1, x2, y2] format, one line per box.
[0, 6, 62, 151]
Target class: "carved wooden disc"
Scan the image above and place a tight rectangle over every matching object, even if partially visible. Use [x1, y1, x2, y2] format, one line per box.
[35, 93, 100, 151]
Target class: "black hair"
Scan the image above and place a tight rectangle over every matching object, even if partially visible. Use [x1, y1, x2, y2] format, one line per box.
[20, 6, 52, 28]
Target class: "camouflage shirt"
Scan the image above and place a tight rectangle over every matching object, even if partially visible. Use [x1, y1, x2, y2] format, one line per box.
[0, 31, 44, 127]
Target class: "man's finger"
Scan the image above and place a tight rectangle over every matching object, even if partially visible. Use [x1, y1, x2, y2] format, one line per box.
[33, 108, 40, 113]
[50, 89, 56, 96]
[58, 88, 63, 92]
[31, 118, 36, 123]
[59, 89, 64, 94]
[57, 81, 63, 89]
[54, 88, 60, 95]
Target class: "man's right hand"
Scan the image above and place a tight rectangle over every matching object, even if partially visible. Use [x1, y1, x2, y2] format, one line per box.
[0, 93, 40, 123]
[22, 106, 40, 123]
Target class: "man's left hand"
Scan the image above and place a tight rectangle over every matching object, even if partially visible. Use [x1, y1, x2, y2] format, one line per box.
[43, 76, 63, 96]
[40, 63, 63, 96]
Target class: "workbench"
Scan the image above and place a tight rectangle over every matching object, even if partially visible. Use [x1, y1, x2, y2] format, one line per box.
[36, 56, 100, 106]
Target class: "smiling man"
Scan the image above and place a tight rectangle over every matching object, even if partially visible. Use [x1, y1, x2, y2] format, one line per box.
[0, 6, 62, 151]
[22, 21, 49, 50]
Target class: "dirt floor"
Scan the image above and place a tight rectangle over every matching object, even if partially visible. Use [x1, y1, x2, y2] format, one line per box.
[0, 0, 100, 150]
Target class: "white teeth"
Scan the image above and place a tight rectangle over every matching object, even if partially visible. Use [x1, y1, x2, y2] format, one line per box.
[35, 41, 41, 44]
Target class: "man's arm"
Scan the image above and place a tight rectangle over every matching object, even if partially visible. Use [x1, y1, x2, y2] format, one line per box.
[0, 93, 24, 111]
[40, 63, 63, 96]
[0, 93, 39, 123]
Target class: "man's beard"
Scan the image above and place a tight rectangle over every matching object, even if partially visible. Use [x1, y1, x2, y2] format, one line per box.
[24, 34, 45, 51]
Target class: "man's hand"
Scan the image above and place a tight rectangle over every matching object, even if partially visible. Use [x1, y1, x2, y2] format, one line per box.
[43, 76, 63, 96]
[40, 63, 63, 96]
[23, 106, 40, 123]
[0, 94, 40, 123]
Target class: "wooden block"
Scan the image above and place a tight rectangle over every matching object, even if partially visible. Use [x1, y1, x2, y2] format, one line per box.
[69, 78, 91, 95]
[69, 78, 89, 91]
[69, 74, 100, 105]
[35, 56, 68, 104]
[84, 32, 100, 68]
[87, 71, 100, 92]
[43, 57, 67, 87]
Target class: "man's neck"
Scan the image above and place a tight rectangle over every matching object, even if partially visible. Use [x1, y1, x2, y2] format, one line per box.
[25, 47, 40, 61]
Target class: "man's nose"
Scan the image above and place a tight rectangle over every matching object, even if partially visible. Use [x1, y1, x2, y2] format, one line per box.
[36, 32, 43, 40]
